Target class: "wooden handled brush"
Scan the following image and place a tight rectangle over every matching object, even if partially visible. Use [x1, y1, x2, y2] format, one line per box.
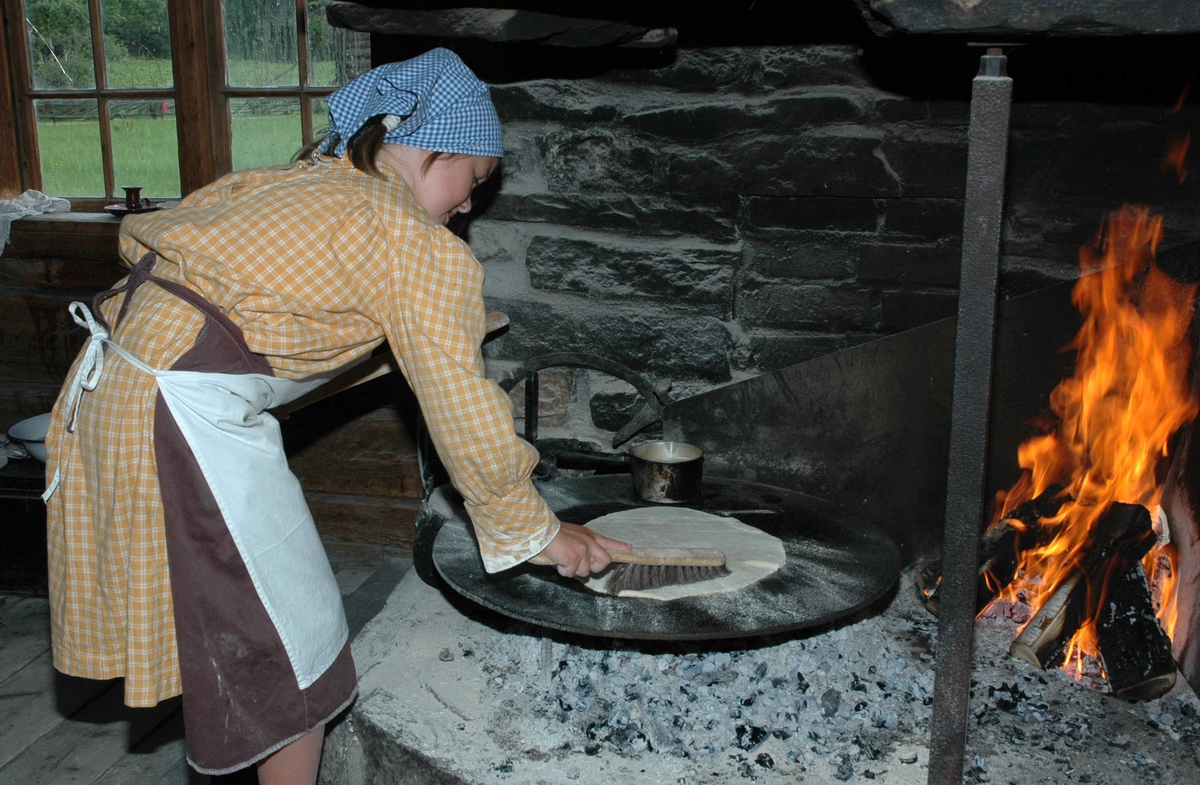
[530, 547, 730, 595]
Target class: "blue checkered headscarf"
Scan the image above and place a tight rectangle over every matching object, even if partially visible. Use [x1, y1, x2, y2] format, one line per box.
[321, 48, 503, 158]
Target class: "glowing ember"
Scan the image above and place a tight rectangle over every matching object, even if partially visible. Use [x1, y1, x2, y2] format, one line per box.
[988, 206, 1198, 673]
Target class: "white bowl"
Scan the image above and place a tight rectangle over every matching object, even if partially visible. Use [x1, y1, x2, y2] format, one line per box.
[8, 412, 51, 463]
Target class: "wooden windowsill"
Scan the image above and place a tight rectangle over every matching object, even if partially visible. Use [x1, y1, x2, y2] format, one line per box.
[7, 212, 124, 260]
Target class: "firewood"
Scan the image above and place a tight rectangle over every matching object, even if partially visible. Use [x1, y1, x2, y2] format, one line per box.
[1096, 561, 1177, 700]
[924, 486, 1064, 616]
[1008, 502, 1156, 669]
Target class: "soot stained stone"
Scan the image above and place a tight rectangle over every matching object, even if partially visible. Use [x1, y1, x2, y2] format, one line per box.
[744, 230, 861, 280]
[589, 391, 663, 433]
[525, 236, 737, 315]
[483, 296, 733, 382]
[878, 198, 963, 239]
[483, 193, 739, 242]
[666, 129, 898, 197]
[857, 242, 961, 286]
[874, 97, 969, 127]
[880, 290, 959, 332]
[745, 331, 868, 373]
[1009, 124, 1197, 206]
[539, 129, 665, 194]
[757, 46, 874, 91]
[490, 82, 620, 123]
[876, 129, 967, 198]
[737, 281, 879, 331]
[743, 197, 878, 233]
[600, 48, 752, 90]
[625, 93, 864, 143]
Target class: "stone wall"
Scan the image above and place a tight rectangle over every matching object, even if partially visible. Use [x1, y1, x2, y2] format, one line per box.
[467, 42, 1200, 444]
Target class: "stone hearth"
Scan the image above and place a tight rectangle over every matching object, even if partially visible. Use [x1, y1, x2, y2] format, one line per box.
[318, 569, 1200, 784]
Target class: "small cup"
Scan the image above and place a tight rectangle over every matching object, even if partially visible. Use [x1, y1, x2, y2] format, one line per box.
[123, 186, 143, 210]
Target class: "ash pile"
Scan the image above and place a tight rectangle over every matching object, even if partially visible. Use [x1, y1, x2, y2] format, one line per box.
[468, 570, 1200, 783]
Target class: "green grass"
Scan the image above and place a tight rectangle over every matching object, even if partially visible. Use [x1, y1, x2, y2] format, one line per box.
[102, 58, 339, 88]
[37, 111, 313, 199]
[36, 57, 341, 198]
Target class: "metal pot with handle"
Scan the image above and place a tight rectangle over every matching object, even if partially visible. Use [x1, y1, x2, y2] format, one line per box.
[557, 440, 704, 503]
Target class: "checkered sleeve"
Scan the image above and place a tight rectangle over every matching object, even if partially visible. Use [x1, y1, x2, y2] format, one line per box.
[382, 226, 560, 572]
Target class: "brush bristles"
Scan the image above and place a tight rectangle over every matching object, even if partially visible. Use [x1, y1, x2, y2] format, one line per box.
[604, 563, 731, 596]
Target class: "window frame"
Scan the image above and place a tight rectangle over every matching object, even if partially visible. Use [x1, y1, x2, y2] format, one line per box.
[1, 0, 346, 211]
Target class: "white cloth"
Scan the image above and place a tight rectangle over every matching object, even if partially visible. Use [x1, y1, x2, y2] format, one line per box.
[46, 303, 347, 690]
[0, 190, 70, 250]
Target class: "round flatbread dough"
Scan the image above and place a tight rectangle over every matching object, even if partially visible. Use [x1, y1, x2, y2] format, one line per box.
[580, 507, 786, 600]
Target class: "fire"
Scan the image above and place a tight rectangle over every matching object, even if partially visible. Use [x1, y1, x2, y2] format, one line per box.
[1163, 131, 1190, 184]
[989, 206, 1198, 670]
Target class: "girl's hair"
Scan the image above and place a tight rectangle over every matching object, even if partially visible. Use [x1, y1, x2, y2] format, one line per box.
[295, 115, 454, 179]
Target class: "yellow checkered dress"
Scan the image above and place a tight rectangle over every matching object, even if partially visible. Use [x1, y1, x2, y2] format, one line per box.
[44, 155, 560, 707]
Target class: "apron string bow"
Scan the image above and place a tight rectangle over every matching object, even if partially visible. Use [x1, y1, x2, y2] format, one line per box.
[62, 301, 110, 432]
[45, 302, 109, 502]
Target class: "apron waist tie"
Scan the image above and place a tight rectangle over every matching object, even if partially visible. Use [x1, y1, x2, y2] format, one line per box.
[45, 302, 111, 501]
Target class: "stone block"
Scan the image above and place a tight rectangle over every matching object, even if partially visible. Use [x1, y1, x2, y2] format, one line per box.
[667, 128, 899, 197]
[744, 196, 879, 233]
[874, 97, 969, 127]
[1008, 122, 1196, 207]
[601, 47, 753, 90]
[878, 198, 964, 239]
[857, 242, 961, 287]
[737, 282, 879, 331]
[490, 81, 620, 123]
[539, 129, 665, 193]
[999, 257, 1078, 299]
[482, 193, 738, 242]
[745, 330, 856, 373]
[626, 92, 863, 143]
[877, 128, 967, 198]
[880, 290, 959, 332]
[744, 230, 862, 280]
[757, 45, 874, 90]
[525, 236, 737, 315]
[590, 390, 663, 433]
[507, 368, 572, 427]
[482, 297, 733, 383]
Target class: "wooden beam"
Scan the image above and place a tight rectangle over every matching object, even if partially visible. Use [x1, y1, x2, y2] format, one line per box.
[4, 0, 41, 193]
[0, 0, 23, 196]
[167, 0, 214, 194]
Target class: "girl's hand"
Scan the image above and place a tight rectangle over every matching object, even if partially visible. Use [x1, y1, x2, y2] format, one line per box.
[534, 523, 631, 578]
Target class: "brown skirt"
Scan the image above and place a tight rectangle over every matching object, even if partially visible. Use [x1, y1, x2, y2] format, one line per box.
[104, 254, 357, 774]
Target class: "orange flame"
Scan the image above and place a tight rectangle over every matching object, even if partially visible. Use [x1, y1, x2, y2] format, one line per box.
[989, 206, 1198, 673]
[1164, 131, 1190, 184]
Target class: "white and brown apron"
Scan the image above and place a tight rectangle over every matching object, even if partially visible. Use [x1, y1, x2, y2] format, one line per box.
[47, 253, 357, 774]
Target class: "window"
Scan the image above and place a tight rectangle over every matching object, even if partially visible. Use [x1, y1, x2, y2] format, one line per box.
[2, 0, 369, 208]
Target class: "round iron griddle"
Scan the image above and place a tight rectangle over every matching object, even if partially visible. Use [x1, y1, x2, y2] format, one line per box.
[427, 475, 901, 640]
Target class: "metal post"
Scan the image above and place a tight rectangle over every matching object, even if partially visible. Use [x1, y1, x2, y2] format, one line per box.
[927, 48, 1013, 784]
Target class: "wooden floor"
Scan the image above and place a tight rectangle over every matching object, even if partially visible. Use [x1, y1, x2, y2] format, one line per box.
[0, 543, 412, 785]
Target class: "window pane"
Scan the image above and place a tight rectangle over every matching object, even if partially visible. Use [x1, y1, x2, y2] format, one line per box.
[35, 99, 103, 196]
[308, 1, 369, 87]
[224, 0, 298, 87]
[231, 98, 302, 171]
[26, 0, 96, 89]
[311, 96, 333, 142]
[102, 0, 173, 88]
[111, 99, 180, 199]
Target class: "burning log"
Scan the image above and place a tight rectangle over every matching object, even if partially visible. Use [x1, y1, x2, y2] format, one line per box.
[1095, 561, 1177, 700]
[923, 487, 1063, 616]
[1009, 502, 1160, 676]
